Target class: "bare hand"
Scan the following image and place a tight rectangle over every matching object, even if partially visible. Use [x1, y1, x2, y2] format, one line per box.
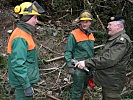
[75, 61, 85, 69]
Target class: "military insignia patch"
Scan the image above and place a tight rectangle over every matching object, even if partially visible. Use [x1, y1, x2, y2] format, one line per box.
[120, 37, 124, 41]
[110, 17, 115, 20]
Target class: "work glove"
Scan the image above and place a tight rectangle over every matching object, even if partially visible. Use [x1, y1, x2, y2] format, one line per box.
[10, 88, 15, 95]
[67, 65, 75, 75]
[88, 77, 95, 89]
[24, 86, 34, 97]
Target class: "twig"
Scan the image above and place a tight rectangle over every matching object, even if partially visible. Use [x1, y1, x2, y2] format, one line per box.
[57, 38, 66, 46]
[42, 45, 64, 56]
[95, 4, 112, 9]
[94, 44, 105, 49]
[40, 67, 59, 71]
[58, 14, 69, 20]
[51, 69, 62, 89]
[94, 10, 106, 31]
[86, 0, 106, 31]
[34, 89, 61, 100]
[37, 80, 46, 85]
[43, 56, 64, 63]
[121, 1, 126, 15]
[2, 70, 8, 82]
[126, 0, 133, 3]
[0, 53, 7, 57]
[52, 82, 73, 91]
[40, 69, 58, 76]
[126, 71, 133, 77]
[40, 63, 66, 76]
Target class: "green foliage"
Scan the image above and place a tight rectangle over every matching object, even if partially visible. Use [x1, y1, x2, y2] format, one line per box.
[0, 56, 7, 68]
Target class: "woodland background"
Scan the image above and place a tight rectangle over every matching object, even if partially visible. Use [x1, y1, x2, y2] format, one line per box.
[0, 0, 133, 100]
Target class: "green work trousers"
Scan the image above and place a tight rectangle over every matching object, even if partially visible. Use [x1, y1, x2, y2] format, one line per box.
[71, 68, 88, 100]
[15, 87, 33, 100]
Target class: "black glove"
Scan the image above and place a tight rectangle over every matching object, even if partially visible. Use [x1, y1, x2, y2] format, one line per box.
[67, 65, 75, 75]
[24, 86, 34, 97]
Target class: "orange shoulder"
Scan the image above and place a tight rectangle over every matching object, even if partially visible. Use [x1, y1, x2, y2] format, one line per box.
[71, 29, 95, 42]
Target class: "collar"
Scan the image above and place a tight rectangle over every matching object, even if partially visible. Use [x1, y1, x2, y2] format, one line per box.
[108, 30, 125, 41]
[79, 26, 93, 35]
[17, 21, 36, 35]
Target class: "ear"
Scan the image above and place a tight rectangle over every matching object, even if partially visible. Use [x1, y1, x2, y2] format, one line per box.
[117, 24, 122, 28]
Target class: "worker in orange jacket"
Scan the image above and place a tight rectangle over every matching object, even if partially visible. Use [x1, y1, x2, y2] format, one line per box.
[7, 1, 44, 100]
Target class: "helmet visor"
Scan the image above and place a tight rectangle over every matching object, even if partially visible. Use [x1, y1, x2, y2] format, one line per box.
[24, 1, 45, 14]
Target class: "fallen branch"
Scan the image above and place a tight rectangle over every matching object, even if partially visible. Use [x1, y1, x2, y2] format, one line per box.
[42, 45, 64, 56]
[51, 69, 62, 89]
[52, 82, 73, 91]
[40, 63, 66, 76]
[94, 44, 105, 49]
[40, 67, 59, 71]
[43, 44, 105, 63]
[43, 56, 64, 63]
[40, 69, 58, 76]
[57, 38, 66, 46]
[58, 14, 69, 20]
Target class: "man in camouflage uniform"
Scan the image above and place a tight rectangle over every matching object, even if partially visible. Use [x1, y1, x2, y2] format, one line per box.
[75, 16, 132, 100]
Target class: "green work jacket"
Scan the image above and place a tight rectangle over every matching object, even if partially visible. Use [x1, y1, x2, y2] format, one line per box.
[64, 28, 95, 67]
[7, 22, 40, 89]
[85, 30, 132, 90]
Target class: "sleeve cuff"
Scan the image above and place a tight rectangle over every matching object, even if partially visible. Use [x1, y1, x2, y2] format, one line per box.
[23, 83, 31, 89]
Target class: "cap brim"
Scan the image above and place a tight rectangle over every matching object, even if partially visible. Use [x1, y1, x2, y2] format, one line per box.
[80, 18, 93, 21]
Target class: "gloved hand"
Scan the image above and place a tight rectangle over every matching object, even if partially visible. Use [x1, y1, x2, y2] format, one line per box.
[88, 77, 95, 89]
[67, 66, 75, 75]
[24, 86, 34, 97]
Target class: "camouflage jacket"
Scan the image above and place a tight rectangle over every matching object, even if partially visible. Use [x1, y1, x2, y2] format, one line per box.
[85, 30, 132, 90]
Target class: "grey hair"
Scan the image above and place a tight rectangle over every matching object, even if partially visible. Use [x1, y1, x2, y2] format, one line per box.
[115, 19, 125, 29]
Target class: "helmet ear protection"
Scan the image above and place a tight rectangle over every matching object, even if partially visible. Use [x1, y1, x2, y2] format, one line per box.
[14, 5, 32, 14]
[14, 1, 45, 15]
[14, 5, 21, 14]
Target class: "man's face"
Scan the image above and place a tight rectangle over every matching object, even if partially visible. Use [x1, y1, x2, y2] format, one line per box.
[29, 15, 38, 26]
[80, 20, 91, 30]
[107, 21, 119, 36]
